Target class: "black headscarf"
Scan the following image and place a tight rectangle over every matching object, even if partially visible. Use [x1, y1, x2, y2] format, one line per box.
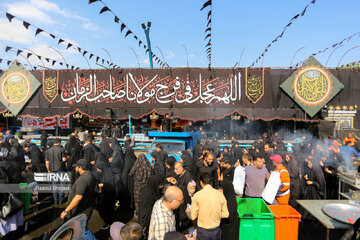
[121, 147, 137, 188]
[9, 139, 25, 171]
[68, 147, 81, 169]
[181, 150, 192, 173]
[110, 150, 124, 174]
[151, 151, 165, 179]
[110, 137, 122, 152]
[138, 174, 163, 230]
[221, 179, 239, 240]
[100, 139, 113, 159]
[65, 135, 81, 153]
[28, 145, 46, 172]
[94, 160, 115, 194]
[95, 152, 108, 164]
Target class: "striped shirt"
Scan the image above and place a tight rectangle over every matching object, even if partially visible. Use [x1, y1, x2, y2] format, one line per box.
[148, 198, 176, 240]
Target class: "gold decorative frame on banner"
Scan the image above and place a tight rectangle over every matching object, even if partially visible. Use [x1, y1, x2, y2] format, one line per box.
[245, 68, 264, 104]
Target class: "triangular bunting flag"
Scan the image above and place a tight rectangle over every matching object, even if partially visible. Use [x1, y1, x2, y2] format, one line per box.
[23, 21, 30, 29]
[6, 13, 15, 22]
[120, 23, 126, 32]
[66, 43, 73, 49]
[207, 11, 212, 20]
[99, 6, 110, 14]
[200, 0, 211, 11]
[125, 30, 132, 38]
[35, 28, 43, 36]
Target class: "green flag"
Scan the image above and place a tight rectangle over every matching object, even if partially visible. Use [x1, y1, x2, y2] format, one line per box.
[0, 60, 41, 116]
[280, 56, 344, 118]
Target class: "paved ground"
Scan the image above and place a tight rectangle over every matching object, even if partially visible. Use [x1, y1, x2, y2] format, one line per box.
[15, 195, 349, 240]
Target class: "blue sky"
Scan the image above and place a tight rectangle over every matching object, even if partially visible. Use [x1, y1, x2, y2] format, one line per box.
[0, 0, 359, 70]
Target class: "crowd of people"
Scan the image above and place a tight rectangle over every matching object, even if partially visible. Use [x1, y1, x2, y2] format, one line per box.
[0, 127, 359, 240]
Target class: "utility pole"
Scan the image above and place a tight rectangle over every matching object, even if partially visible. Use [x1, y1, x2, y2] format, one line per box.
[142, 22, 153, 68]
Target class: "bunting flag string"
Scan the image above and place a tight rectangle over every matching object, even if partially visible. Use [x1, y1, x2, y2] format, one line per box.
[0, 58, 31, 68]
[250, 0, 317, 67]
[0, 44, 79, 70]
[200, 0, 212, 69]
[0, 9, 116, 69]
[87, 0, 166, 68]
[293, 32, 360, 68]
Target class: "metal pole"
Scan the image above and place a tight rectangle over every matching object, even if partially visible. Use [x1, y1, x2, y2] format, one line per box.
[155, 46, 169, 68]
[11, 51, 34, 70]
[73, 47, 91, 69]
[290, 47, 306, 67]
[325, 45, 343, 68]
[183, 45, 189, 68]
[48, 46, 68, 69]
[337, 46, 360, 68]
[129, 47, 141, 69]
[24, 48, 46, 69]
[143, 27, 154, 68]
[101, 48, 114, 64]
[239, 47, 247, 67]
[129, 115, 131, 138]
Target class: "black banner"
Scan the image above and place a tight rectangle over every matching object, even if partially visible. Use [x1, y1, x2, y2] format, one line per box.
[0, 68, 358, 122]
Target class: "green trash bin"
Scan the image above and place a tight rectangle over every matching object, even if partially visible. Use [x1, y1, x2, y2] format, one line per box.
[237, 198, 275, 240]
[19, 183, 31, 215]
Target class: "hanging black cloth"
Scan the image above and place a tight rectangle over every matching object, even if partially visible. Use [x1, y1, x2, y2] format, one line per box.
[100, 139, 113, 160]
[138, 174, 162, 232]
[221, 179, 239, 240]
[28, 145, 46, 172]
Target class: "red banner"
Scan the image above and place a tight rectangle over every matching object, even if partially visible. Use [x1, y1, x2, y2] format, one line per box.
[21, 116, 70, 129]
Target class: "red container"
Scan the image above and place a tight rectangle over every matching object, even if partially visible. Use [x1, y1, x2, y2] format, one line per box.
[268, 205, 301, 240]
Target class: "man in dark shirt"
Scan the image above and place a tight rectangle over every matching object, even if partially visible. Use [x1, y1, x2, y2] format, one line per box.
[155, 143, 168, 169]
[183, 121, 193, 132]
[61, 159, 96, 239]
[262, 143, 275, 172]
[220, 158, 234, 181]
[81, 135, 97, 167]
[45, 138, 66, 204]
[231, 142, 243, 165]
[194, 151, 218, 189]
[101, 124, 110, 138]
[124, 135, 131, 148]
[160, 113, 171, 132]
[112, 125, 122, 138]
[173, 161, 192, 192]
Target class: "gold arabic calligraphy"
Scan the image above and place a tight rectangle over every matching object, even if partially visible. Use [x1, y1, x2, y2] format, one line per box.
[44, 77, 57, 100]
[247, 75, 263, 103]
[3, 74, 28, 103]
[296, 70, 328, 103]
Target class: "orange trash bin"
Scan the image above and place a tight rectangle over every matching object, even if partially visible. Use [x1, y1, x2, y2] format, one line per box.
[268, 205, 301, 240]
